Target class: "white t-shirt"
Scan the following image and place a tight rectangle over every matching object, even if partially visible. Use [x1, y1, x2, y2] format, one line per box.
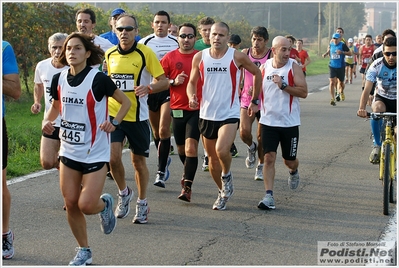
[34, 58, 69, 127]
[138, 34, 179, 61]
[94, 35, 114, 53]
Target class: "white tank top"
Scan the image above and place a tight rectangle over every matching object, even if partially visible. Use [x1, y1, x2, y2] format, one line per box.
[259, 58, 301, 127]
[57, 68, 110, 163]
[199, 47, 241, 120]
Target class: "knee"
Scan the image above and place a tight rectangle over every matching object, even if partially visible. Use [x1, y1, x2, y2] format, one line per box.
[185, 145, 197, 157]
[78, 200, 97, 215]
[263, 153, 275, 166]
[132, 159, 147, 173]
[159, 125, 171, 139]
[109, 154, 121, 167]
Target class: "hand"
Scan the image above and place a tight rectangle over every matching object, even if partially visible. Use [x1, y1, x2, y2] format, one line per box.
[247, 102, 259, 117]
[174, 71, 188, 86]
[42, 120, 55, 135]
[189, 94, 198, 109]
[31, 103, 42, 114]
[272, 74, 282, 88]
[99, 120, 116, 133]
[135, 85, 151, 98]
[357, 109, 368, 118]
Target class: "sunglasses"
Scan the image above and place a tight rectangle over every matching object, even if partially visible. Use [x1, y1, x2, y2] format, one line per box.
[116, 26, 136, 32]
[383, 51, 397, 57]
[179, 34, 195, 39]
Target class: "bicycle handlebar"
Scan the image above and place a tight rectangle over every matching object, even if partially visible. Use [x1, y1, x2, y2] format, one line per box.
[366, 112, 397, 121]
[368, 112, 397, 116]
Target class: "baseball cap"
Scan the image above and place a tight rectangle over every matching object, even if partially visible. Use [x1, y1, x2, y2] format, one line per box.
[332, 33, 340, 39]
[111, 8, 125, 17]
[228, 34, 241, 44]
[348, 38, 354, 43]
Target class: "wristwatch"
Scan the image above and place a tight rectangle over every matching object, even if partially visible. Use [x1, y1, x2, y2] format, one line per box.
[280, 82, 288, 90]
[251, 99, 259, 105]
[111, 119, 120, 129]
[169, 79, 174, 86]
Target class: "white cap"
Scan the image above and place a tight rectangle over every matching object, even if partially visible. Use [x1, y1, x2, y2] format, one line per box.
[348, 38, 354, 43]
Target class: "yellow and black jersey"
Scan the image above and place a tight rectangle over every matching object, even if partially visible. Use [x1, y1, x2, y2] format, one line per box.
[105, 43, 165, 122]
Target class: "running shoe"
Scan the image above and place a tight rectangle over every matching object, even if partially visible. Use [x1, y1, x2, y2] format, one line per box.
[230, 143, 238, 158]
[2, 230, 14, 260]
[114, 186, 134, 219]
[133, 201, 149, 224]
[202, 156, 209, 171]
[288, 170, 300, 190]
[212, 191, 227, 210]
[254, 164, 264, 181]
[165, 156, 171, 181]
[369, 145, 381, 164]
[154, 171, 167, 188]
[258, 193, 275, 210]
[335, 93, 341, 102]
[245, 142, 257, 169]
[330, 99, 336, 106]
[345, 79, 348, 84]
[170, 145, 175, 155]
[221, 173, 234, 200]
[340, 92, 345, 101]
[99, 193, 116, 235]
[68, 247, 92, 266]
[178, 186, 192, 202]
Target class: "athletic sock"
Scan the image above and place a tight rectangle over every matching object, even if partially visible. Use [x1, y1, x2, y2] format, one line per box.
[119, 186, 129, 196]
[158, 138, 171, 172]
[370, 118, 382, 146]
[184, 156, 198, 183]
[178, 153, 186, 164]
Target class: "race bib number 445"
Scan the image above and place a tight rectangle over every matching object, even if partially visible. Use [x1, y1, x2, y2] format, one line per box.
[60, 119, 85, 144]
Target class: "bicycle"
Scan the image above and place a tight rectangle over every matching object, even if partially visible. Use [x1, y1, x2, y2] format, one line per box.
[369, 112, 397, 215]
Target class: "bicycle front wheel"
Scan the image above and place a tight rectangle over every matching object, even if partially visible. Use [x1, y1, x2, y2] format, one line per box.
[383, 143, 391, 215]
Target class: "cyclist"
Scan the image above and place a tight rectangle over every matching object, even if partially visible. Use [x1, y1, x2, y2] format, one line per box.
[357, 37, 396, 164]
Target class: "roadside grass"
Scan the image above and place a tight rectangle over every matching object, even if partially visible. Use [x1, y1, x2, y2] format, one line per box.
[306, 52, 330, 76]
[5, 55, 329, 178]
[5, 94, 43, 178]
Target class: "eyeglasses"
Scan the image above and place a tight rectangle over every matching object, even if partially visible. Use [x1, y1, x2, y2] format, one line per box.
[383, 51, 397, 57]
[179, 34, 195, 39]
[116, 26, 136, 32]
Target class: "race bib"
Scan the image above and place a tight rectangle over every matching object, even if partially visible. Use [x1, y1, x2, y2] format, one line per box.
[60, 119, 85, 145]
[331, 53, 340, 60]
[111, 73, 135, 92]
[172, 110, 183, 118]
[363, 58, 370, 64]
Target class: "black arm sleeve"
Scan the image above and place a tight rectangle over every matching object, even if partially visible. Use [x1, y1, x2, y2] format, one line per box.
[92, 72, 118, 102]
[50, 73, 62, 101]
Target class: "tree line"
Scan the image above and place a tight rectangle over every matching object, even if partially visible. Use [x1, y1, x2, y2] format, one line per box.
[3, 2, 367, 94]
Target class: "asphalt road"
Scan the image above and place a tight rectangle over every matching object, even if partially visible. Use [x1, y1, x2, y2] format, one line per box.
[4, 73, 397, 266]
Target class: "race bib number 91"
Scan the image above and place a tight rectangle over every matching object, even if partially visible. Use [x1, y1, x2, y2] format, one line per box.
[60, 119, 85, 144]
[111, 73, 135, 92]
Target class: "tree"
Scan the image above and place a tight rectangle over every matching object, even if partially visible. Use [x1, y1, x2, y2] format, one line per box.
[3, 3, 76, 93]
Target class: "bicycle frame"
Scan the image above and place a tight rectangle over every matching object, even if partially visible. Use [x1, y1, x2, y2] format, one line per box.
[371, 112, 397, 215]
[378, 113, 396, 181]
